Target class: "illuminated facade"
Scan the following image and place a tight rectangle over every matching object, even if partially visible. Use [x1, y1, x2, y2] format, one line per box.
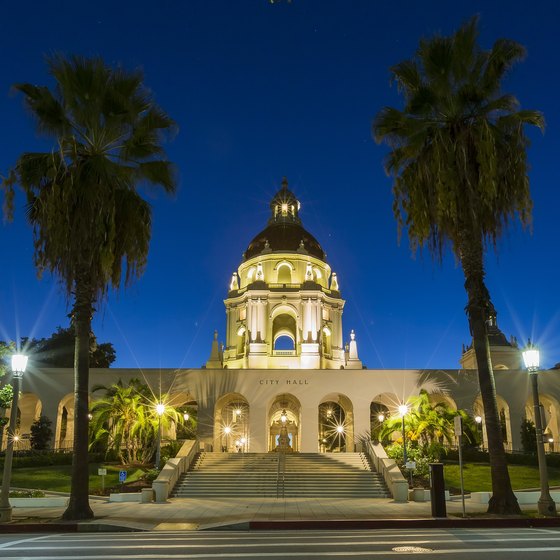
[3, 179, 560, 457]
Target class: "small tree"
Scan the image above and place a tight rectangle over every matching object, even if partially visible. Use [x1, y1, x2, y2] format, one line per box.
[30, 416, 53, 450]
[520, 418, 537, 455]
[89, 379, 185, 465]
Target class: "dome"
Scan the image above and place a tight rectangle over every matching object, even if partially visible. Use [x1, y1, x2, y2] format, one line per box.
[243, 178, 326, 261]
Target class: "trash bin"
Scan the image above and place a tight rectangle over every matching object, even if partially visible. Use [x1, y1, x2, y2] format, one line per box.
[429, 463, 446, 517]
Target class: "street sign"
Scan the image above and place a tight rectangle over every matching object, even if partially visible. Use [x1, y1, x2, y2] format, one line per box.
[98, 468, 107, 476]
[454, 415, 463, 436]
[119, 470, 127, 482]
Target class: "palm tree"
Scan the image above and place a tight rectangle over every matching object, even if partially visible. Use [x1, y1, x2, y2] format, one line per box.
[373, 17, 543, 514]
[380, 391, 472, 460]
[2, 55, 176, 519]
[90, 379, 183, 465]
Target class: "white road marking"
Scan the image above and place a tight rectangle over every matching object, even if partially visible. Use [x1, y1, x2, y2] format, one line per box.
[7, 536, 560, 550]
[2, 547, 560, 559]
[0, 534, 54, 549]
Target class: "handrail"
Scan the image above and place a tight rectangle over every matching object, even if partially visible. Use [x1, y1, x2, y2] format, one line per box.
[364, 440, 408, 502]
[152, 439, 200, 503]
[276, 452, 286, 498]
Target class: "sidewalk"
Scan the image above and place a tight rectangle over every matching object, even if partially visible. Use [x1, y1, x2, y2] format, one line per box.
[3, 495, 559, 532]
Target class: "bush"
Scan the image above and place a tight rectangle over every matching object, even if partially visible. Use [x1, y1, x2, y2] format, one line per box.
[0, 450, 108, 469]
[520, 419, 537, 455]
[161, 441, 182, 464]
[9, 489, 45, 498]
[30, 416, 53, 450]
[385, 442, 436, 478]
[143, 468, 160, 482]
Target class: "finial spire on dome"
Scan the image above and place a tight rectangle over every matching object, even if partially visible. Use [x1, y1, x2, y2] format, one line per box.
[269, 177, 301, 225]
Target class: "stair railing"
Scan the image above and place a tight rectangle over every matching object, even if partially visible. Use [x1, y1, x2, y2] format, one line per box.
[276, 452, 286, 498]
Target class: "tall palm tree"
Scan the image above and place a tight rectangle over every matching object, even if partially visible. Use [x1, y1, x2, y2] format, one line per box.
[2, 55, 176, 519]
[373, 17, 543, 514]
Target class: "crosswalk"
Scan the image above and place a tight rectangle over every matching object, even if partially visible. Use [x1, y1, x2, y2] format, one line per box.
[1, 528, 560, 559]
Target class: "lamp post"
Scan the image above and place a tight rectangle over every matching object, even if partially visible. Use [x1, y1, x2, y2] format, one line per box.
[155, 403, 165, 469]
[398, 404, 408, 464]
[0, 353, 28, 522]
[474, 415, 483, 449]
[398, 404, 412, 487]
[523, 342, 557, 517]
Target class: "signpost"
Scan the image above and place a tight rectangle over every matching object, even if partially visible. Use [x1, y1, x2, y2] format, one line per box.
[98, 467, 107, 492]
[119, 469, 127, 491]
[454, 415, 466, 517]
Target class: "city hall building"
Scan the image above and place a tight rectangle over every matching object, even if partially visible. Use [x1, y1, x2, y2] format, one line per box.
[7, 180, 560, 455]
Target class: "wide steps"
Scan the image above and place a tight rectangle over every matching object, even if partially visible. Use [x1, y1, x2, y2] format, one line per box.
[171, 452, 390, 498]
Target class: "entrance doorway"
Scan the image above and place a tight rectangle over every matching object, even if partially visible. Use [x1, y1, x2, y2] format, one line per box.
[268, 394, 301, 452]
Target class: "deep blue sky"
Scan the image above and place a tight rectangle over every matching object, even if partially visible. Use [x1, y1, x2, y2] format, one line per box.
[1, 1, 559, 370]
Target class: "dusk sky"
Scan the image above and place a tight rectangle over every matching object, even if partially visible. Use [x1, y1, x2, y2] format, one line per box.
[1, 1, 559, 371]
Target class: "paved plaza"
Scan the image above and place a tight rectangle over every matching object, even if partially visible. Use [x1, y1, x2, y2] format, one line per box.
[3, 494, 549, 532]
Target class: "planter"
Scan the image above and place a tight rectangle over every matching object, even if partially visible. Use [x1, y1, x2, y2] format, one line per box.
[10, 497, 69, 508]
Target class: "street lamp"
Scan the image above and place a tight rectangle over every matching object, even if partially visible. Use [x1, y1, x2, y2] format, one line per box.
[0, 353, 28, 522]
[155, 403, 165, 469]
[398, 404, 409, 465]
[522, 341, 557, 517]
[474, 415, 483, 448]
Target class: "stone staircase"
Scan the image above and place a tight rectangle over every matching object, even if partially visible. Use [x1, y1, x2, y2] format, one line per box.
[171, 452, 390, 498]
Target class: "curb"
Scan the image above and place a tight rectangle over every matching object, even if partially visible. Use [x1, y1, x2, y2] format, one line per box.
[249, 517, 560, 530]
[0, 523, 142, 534]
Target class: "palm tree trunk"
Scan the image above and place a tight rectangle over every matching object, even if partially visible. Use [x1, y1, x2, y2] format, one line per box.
[62, 276, 94, 520]
[461, 236, 521, 515]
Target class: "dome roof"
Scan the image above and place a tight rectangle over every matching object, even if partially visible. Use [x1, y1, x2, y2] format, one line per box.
[243, 178, 326, 262]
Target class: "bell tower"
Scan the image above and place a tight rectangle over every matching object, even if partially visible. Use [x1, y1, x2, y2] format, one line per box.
[215, 178, 362, 370]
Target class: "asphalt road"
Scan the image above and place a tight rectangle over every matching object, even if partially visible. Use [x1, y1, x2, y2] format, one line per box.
[1, 528, 560, 559]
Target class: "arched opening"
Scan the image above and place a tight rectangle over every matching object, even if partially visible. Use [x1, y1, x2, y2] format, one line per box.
[268, 394, 301, 452]
[497, 395, 512, 451]
[16, 393, 42, 450]
[272, 314, 297, 355]
[526, 393, 560, 453]
[277, 263, 292, 285]
[167, 391, 198, 441]
[318, 393, 354, 452]
[274, 334, 294, 351]
[56, 393, 75, 450]
[370, 402, 390, 443]
[214, 393, 249, 452]
[322, 326, 332, 357]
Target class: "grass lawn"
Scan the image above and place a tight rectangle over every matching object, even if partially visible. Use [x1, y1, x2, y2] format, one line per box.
[444, 462, 560, 492]
[6, 464, 146, 493]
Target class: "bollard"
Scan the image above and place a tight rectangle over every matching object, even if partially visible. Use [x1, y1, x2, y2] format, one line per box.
[429, 463, 447, 517]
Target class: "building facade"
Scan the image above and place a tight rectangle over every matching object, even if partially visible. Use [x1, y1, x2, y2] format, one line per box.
[4, 180, 560, 455]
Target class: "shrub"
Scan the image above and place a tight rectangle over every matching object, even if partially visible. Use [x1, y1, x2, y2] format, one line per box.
[30, 416, 53, 450]
[143, 468, 160, 482]
[520, 419, 537, 455]
[9, 489, 45, 498]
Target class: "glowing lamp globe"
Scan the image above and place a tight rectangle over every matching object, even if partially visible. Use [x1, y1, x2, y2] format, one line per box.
[156, 403, 165, 416]
[523, 343, 540, 372]
[11, 354, 28, 378]
[398, 404, 408, 417]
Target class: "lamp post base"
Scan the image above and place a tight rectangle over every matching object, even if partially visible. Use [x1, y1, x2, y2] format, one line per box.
[538, 496, 557, 517]
[0, 505, 13, 523]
